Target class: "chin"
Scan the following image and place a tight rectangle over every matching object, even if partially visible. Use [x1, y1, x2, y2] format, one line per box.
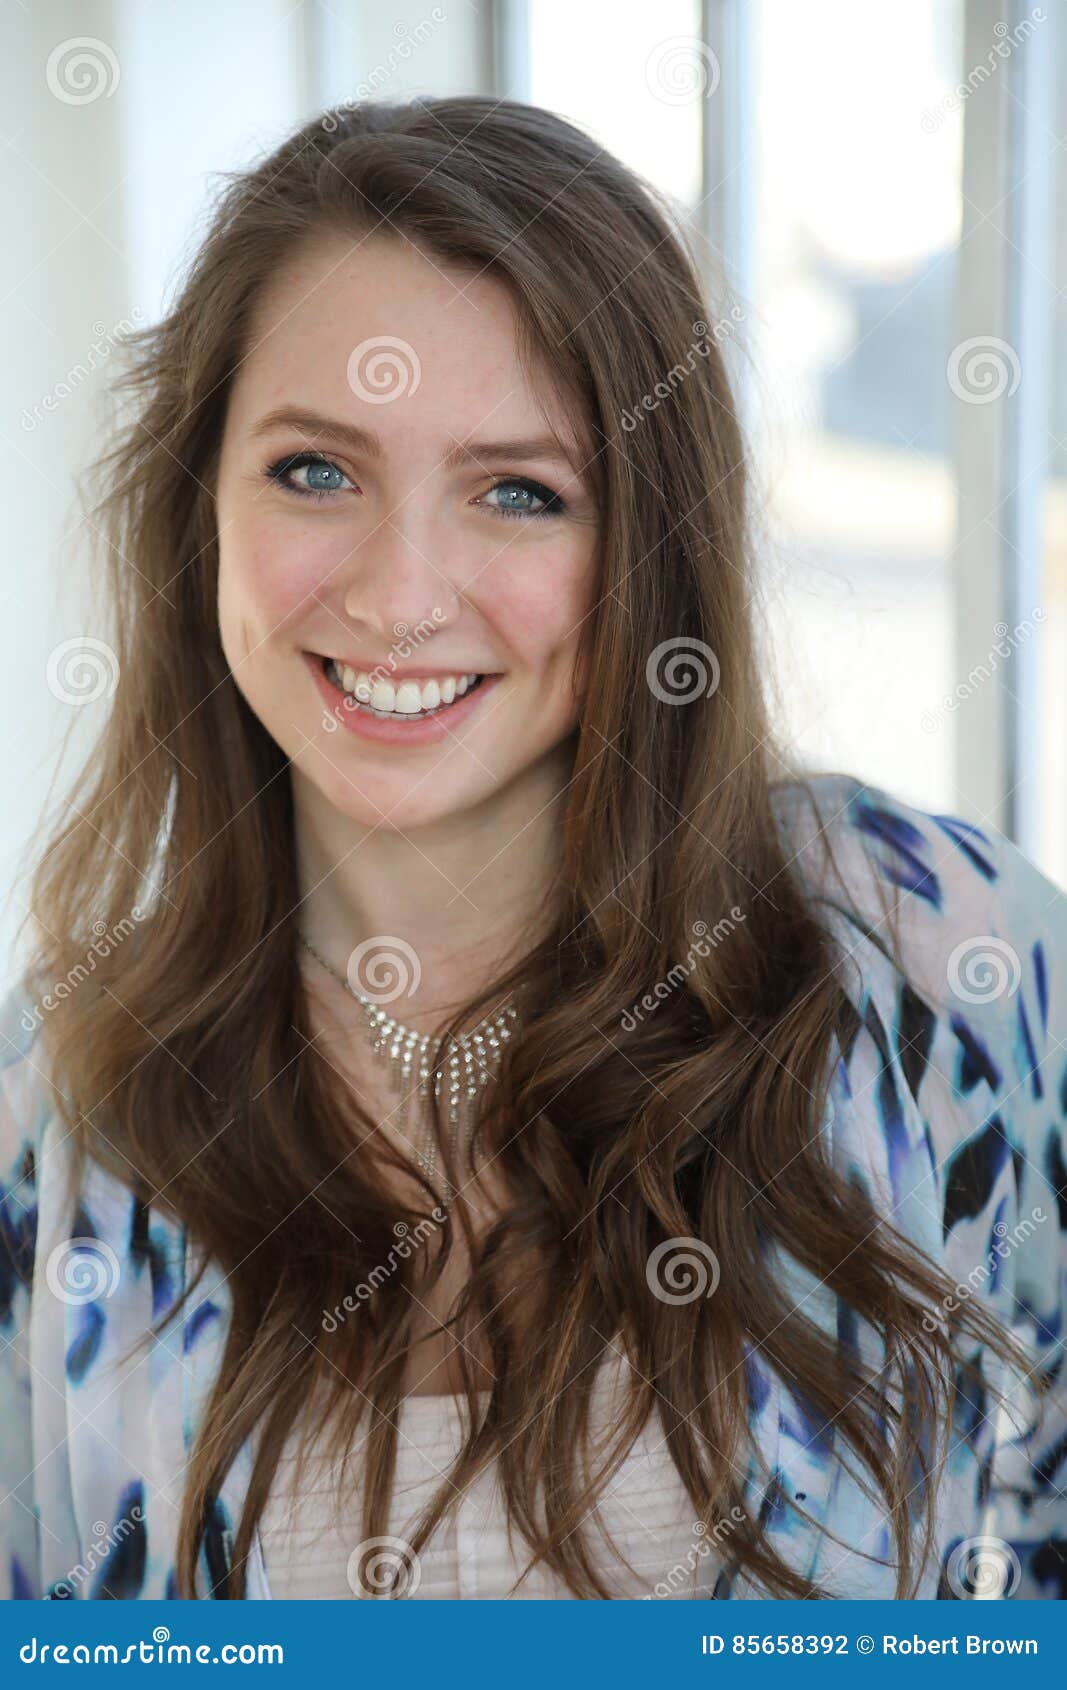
[317, 771, 489, 832]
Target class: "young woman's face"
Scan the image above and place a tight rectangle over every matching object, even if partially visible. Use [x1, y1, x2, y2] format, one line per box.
[214, 230, 599, 831]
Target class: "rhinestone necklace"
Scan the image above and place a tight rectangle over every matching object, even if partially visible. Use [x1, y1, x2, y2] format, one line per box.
[298, 933, 519, 1191]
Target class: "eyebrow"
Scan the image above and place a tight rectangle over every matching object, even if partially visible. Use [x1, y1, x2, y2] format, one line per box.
[247, 405, 580, 474]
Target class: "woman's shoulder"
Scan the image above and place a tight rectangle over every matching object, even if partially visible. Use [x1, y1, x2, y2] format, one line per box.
[771, 767, 1064, 913]
[772, 770, 1067, 1262]
[770, 769, 1067, 1020]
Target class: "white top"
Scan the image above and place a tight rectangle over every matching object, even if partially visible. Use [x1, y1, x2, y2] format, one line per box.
[257, 1378, 727, 1599]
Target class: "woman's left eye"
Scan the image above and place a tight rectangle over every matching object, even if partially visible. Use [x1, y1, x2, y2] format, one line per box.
[264, 452, 353, 500]
[479, 477, 565, 520]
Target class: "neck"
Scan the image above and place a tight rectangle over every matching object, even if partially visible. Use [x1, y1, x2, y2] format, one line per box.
[291, 749, 572, 1030]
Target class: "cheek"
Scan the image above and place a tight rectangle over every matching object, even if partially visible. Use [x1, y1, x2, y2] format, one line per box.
[485, 541, 596, 670]
[218, 517, 336, 647]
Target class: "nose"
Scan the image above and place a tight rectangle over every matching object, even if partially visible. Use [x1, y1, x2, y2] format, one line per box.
[341, 508, 460, 641]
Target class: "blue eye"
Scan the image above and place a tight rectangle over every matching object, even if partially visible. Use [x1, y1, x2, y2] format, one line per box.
[480, 477, 565, 520]
[264, 454, 566, 520]
[265, 452, 352, 499]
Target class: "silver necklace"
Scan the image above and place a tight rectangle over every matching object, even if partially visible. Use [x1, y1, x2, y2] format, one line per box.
[298, 933, 519, 1191]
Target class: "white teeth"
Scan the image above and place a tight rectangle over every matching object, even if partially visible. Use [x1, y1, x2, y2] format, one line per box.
[325, 660, 481, 716]
[341, 665, 373, 702]
[392, 682, 423, 714]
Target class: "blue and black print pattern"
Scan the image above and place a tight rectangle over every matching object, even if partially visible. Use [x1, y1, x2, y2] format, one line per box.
[1, 774, 1065, 1598]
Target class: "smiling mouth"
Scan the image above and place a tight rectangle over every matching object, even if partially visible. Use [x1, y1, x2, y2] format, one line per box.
[318, 655, 491, 720]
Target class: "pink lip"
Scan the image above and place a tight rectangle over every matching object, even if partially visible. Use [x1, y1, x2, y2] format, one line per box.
[303, 651, 502, 746]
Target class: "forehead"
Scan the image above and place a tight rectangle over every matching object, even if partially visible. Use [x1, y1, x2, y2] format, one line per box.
[225, 228, 584, 458]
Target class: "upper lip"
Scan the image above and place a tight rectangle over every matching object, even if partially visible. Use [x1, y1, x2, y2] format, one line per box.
[310, 651, 494, 679]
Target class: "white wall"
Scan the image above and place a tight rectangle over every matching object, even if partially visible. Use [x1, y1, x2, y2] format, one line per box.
[1, 1, 131, 977]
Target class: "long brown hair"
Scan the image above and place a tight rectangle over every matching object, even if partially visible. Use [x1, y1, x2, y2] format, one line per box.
[19, 94, 1039, 1600]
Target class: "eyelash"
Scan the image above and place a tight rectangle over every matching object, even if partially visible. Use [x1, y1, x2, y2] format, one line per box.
[262, 451, 567, 521]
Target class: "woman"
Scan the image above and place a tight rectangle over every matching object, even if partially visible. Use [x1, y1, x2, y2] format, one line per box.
[1, 95, 1064, 1603]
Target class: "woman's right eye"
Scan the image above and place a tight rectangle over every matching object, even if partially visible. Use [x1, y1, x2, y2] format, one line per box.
[263, 452, 355, 500]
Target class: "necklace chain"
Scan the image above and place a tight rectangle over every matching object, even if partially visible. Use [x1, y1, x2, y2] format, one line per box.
[298, 933, 519, 1194]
